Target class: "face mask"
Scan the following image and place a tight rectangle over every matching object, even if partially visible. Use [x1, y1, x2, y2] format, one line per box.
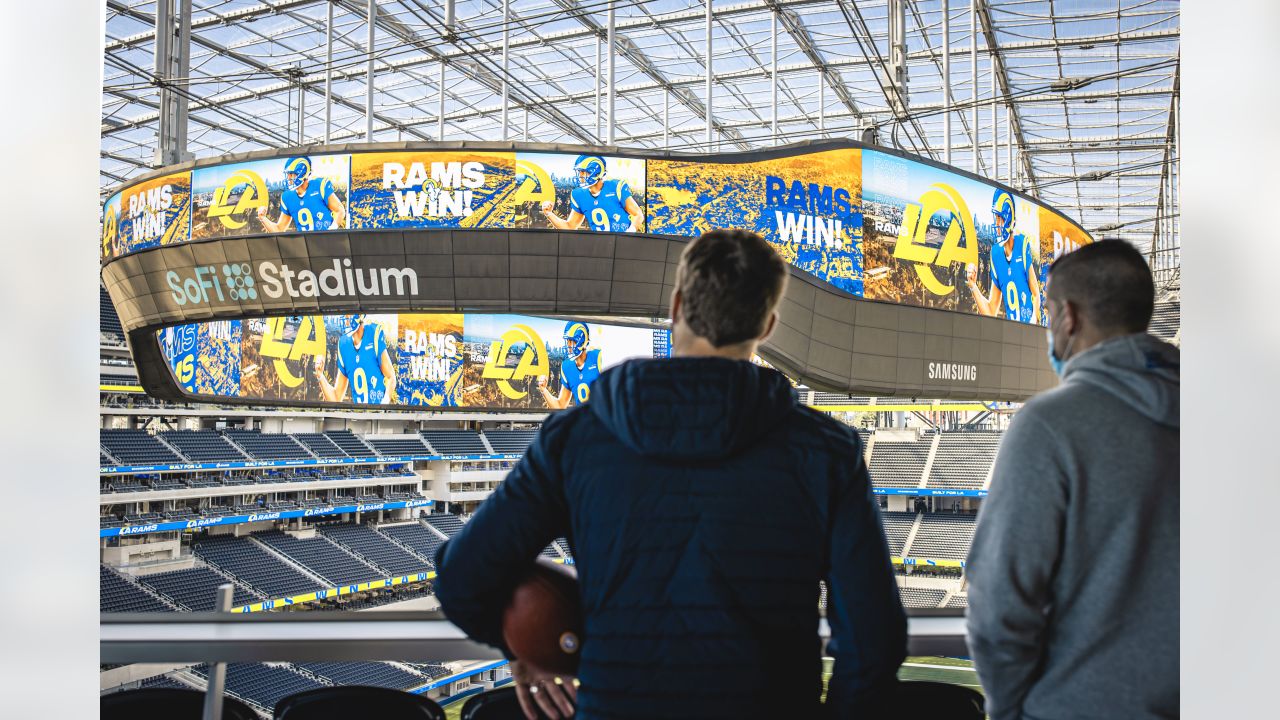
[1046, 326, 1076, 377]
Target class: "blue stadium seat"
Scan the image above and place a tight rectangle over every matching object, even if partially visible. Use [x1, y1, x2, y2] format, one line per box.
[101, 687, 259, 720]
[420, 430, 487, 455]
[274, 685, 445, 720]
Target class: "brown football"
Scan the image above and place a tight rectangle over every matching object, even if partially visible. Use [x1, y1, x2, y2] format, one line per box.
[501, 557, 583, 676]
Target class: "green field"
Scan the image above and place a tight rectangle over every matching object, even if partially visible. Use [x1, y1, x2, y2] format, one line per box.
[442, 657, 980, 717]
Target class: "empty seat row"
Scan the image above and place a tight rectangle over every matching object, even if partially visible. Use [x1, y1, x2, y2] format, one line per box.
[906, 514, 978, 560]
[481, 429, 538, 454]
[318, 523, 431, 577]
[193, 534, 320, 599]
[255, 531, 381, 587]
[137, 566, 258, 611]
[100, 565, 171, 613]
[420, 430, 487, 454]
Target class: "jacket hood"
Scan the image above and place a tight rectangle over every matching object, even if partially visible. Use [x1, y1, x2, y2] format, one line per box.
[1062, 332, 1179, 428]
[589, 357, 798, 461]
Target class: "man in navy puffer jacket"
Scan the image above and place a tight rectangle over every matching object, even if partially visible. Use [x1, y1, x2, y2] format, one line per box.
[435, 229, 906, 719]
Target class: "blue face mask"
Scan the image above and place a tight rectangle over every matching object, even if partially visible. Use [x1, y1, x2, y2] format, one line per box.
[1045, 327, 1076, 377]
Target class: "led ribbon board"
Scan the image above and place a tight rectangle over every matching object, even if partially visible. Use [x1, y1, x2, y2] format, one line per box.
[102, 141, 1092, 405]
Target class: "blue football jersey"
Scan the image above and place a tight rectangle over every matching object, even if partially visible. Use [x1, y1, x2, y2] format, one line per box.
[988, 232, 1037, 324]
[570, 179, 633, 232]
[559, 348, 602, 406]
[336, 324, 389, 404]
[280, 178, 336, 231]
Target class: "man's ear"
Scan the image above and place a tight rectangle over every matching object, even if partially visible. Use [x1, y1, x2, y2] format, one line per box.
[759, 310, 779, 343]
[669, 288, 682, 325]
[1062, 300, 1081, 337]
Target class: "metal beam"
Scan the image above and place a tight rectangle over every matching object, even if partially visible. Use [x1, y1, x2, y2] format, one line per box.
[975, 0, 1039, 191]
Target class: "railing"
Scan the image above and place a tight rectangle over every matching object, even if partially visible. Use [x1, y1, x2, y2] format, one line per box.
[100, 609, 968, 665]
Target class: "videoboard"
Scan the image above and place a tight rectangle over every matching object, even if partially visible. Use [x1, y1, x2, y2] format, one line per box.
[158, 313, 669, 409]
[102, 140, 1090, 405]
[102, 141, 1091, 329]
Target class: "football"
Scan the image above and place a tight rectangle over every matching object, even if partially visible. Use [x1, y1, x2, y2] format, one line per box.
[502, 558, 583, 676]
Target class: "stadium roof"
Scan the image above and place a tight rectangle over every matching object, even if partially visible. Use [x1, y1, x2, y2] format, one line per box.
[101, 0, 1180, 291]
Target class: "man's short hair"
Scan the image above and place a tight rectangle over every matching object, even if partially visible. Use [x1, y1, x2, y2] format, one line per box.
[1046, 239, 1155, 333]
[675, 229, 789, 347]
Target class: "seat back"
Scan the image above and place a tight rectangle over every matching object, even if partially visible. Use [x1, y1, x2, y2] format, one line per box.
[274, 685, 445, 720]
[895, 680, 985, 719]
[460, 687, 566, 720]
[101, 688, 259, 720]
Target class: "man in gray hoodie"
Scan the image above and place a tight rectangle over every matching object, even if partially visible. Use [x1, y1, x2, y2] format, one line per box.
[966, 240, 1179, 720]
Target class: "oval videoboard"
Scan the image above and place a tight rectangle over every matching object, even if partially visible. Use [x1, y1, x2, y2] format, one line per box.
[102, 139, 1093, 408]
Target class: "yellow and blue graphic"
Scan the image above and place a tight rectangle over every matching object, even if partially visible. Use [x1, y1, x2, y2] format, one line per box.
[155, 312, 668, 411]
[861, 150, 1043, 323]
[349, 151, 514, 229]
[101, 191, 123, 260]
[191, 155, 349, 239]
[1037, 206, 1093, 327]
[159, 320, 242, 396]
[116, 171, 191, 256]
[647, 148, 863, 295]
[396, 314, 465, 407]
[520, 152, 646, 232]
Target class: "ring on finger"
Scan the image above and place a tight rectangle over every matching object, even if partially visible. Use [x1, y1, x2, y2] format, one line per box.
[529, 684, 539, 695]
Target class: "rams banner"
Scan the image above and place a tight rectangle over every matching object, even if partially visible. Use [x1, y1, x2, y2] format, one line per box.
[156, 312, 670, 410]
[648, 148, 863, 295]
[100, 498, 433, 538]
[104, 143, 1091, 328]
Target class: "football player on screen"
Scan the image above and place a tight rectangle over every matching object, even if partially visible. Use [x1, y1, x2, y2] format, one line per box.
[540, 155, 644, 233]
[314, 314, 396, 405]
[257, 156, 346, 233]
[967, 188, 1041, 324]
[538, 321, 602, 409]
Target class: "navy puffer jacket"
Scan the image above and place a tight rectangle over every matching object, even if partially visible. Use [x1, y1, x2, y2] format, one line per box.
[435, 357, 905, 719]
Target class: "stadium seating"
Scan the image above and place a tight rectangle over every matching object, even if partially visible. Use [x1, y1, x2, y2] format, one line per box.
[367, 436, 430, 456]
[324, 430, 376, 456]
[193, 534, 321, 599]
[420, 430, 487, 455]
[100, 428, 184, 465]
[190, 663, 325, 713]
[405, 663, 453, 680]
[879, 510, 918, 556]
[293, 662, 426, 690]
[255, 531, 382, 586]
[423, 513, 466, 537]
[945, 594, 969, 609]
[224, 429, 314, 461]
[811, 392, 872, 405]
[138, 566, 259, 611]
[1149, 300, 1181, 342]
[318, 523, 432, 576]
[161, 430, 248, 463]
[294, 433, 349, 458]
[553, 537, 573, 560]
[927, 431, 1001, 489]
[897, 587, 948, 608]
[379, 522, 445, 567]
[100, 565, 172, 613]
[100, 286, 125, 345]
[100, 372, 138, 386]
[867, 435, 931, 489]
[480, 429, 538, 454]
[906, 514, 978, 560]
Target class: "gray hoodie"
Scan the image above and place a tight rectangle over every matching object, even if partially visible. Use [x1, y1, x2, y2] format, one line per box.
[966, 333, 1179, 720]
